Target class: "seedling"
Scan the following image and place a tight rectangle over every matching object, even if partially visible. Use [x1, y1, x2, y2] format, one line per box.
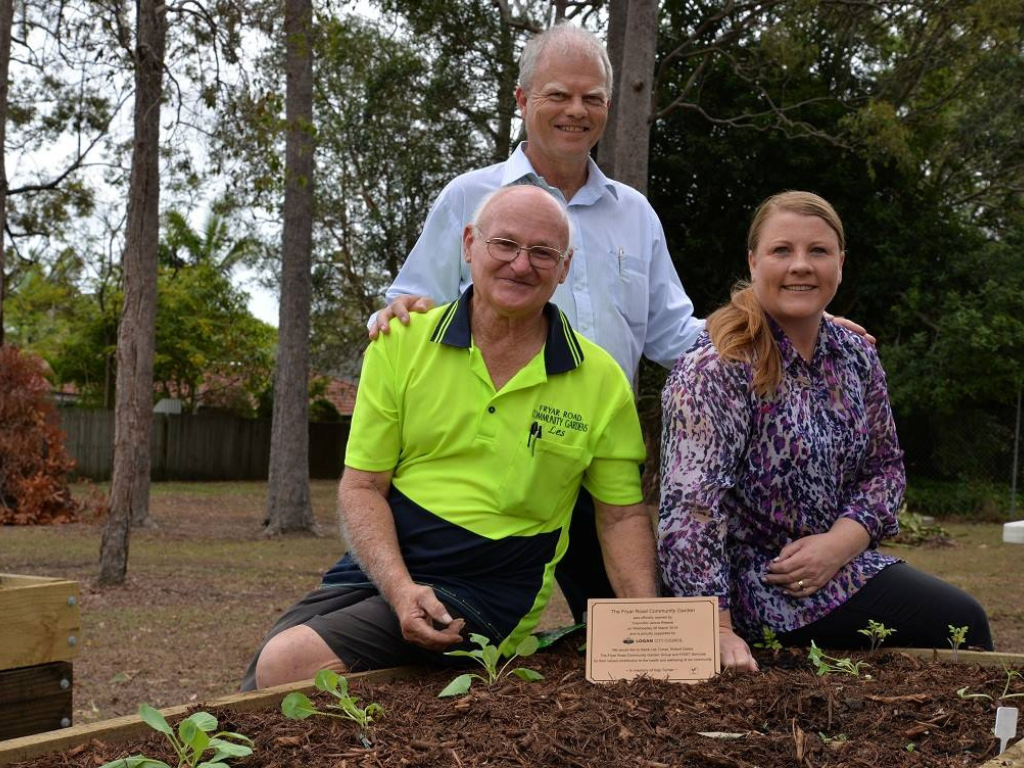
[281, 669, 383, 746]
[857, 620, 896, 653]
[439, 633, 544, 698]
[956, 668, 1024, 703]
[99, 704, 253, 768]
[752, 626, 783, 653]
[948, 625, 969, 662]
[808, 641, 869, 677]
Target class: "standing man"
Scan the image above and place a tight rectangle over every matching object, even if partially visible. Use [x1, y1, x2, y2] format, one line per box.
[243, 186, 656, 689]
[369, 24, 694, 623]
[372, 24, 697, 380]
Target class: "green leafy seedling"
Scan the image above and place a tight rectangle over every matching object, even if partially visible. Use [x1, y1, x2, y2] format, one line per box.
[752, 626, 783, 653]
[281, 669, 383, 746]
[948, 625, 968, 662]
[439, 633, 544, 698]
[99, 704, 253, 768]
[808, 641, 869, 677]
[857, 619, 897, 653]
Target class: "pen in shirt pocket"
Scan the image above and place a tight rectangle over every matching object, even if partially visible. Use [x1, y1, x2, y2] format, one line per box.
[528, 421, 542, 455]
[617, 246, 624, 274]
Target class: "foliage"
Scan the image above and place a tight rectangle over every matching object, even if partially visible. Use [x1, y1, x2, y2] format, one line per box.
[808, 641, 869, 677]
[281, 669, 383, 744]
[649, 1, 1024, 489]
[890, 506, 955, 548]
[218, 12, 489, 375]
[0, 346, 83, 524]
[308, 398, 341, 423]
[903, 478, 1016, 520]
[857, 620, 896, 653]
[948, 625, 968, 662]
[8, 211, 276, 417]
[98, 704, 253, 768]
[439, 633, 544, 698]
[153, 262, 275, 416]
[752, 626, 783, 653]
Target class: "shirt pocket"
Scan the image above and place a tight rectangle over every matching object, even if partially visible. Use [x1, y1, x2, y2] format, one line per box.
[498, 438, 587, 524]
[610, 250, 649, 329]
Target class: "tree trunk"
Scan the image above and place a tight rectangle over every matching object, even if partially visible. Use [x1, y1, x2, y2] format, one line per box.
[265, 0, 315, 535]
[99, 0, 167, 585]
[597, 0, 658, 194]
[492, 6, 517, 162]
[596, 0, 628, 178]
[0, 0, 12, 347]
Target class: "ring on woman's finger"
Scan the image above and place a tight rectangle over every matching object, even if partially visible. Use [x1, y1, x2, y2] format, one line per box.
[796, 579, 805, 589]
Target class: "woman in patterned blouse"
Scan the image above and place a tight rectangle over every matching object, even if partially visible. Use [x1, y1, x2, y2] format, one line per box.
[658, 191, 991, 672]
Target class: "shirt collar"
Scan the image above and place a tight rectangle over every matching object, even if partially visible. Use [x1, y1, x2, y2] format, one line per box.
[767, 314, 840, 369]
[502, 142, 619, 204]
[430, 285, 584, 375]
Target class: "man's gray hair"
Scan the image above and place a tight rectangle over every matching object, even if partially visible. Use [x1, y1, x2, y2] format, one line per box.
[519, 22, 613, 97]
[471, 184, 574, 252]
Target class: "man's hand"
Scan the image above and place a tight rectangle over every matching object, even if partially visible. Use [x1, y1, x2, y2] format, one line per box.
[368, 295, 435, 340]
[390, 582, 466, 651]
[825, 313, 876, 345]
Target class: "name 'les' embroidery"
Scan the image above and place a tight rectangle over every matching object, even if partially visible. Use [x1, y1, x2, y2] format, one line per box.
[532, 403, 589, 435]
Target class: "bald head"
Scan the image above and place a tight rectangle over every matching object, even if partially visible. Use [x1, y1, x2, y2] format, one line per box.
[471, 185, 573, 253]
[463, 185, 574, 319]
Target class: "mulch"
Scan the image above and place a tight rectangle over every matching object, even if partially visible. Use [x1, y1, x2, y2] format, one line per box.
[13, 642, 1020, 768]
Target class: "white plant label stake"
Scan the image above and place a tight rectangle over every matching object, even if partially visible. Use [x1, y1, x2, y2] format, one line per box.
[995, 706, 1018, 755]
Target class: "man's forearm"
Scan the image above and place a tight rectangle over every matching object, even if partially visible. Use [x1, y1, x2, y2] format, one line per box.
[595, 500, 659, 597]
[337, 472, 413, 605]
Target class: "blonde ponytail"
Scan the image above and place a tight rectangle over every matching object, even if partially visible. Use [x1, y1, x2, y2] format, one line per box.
[707, 282, 783, 398]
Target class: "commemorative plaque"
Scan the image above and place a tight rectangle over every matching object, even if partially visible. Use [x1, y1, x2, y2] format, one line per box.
[585, 597, 720, 683]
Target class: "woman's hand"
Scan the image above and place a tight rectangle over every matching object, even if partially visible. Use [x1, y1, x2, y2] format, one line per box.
[719, 610, 759, 672]
[764, 519, 871, 597]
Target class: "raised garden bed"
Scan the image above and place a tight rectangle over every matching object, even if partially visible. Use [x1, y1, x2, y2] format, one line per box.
[0, 574, 80, 740]
[2, 645, 1022, 768]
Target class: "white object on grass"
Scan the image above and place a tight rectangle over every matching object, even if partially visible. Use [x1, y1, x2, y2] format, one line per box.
[1004, 520, 1024, 544]
[995, 706, 1018, 755]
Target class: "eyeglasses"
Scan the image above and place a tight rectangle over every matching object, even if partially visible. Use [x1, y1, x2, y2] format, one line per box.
[477, 232, 567, 271]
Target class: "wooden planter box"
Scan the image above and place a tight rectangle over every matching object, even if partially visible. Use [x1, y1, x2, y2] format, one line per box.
[0, 575, 80, 742]
[0, 667, 417, 765]
[0, 649, 1022, 766]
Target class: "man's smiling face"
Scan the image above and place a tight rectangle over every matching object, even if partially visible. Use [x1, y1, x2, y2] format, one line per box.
[464, 186, 571, 321]
[515, 47, 610, 168]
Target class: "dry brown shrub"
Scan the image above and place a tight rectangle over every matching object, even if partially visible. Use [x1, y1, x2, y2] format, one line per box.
[0, 345, 82, 524]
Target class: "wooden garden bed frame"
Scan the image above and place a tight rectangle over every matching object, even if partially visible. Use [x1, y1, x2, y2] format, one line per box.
[0, 651, 1021, 767]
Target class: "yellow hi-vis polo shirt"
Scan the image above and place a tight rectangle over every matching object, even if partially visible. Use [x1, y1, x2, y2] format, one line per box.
[327, 286, 645, 651]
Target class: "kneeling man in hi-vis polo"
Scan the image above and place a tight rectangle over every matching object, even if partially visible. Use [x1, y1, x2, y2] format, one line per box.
[242, 185, 657, 689]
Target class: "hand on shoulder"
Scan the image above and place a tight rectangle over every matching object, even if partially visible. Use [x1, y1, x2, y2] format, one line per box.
[369, 295, 436, 340]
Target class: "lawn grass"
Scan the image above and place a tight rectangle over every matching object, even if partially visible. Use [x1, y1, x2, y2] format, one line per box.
[0, 481, 1021, 726]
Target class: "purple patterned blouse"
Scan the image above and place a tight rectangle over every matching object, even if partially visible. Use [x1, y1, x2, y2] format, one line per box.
[658, 319, 905, 639]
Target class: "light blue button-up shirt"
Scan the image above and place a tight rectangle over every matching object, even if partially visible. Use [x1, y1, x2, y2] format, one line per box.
[380, 143, 704, 382]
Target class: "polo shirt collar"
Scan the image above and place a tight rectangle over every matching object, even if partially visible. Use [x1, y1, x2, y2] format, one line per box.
[431, 285, 584, 375]
[502, 142, 618, 205]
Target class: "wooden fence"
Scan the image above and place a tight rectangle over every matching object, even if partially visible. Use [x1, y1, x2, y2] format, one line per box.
[57, 409, 350, 481]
